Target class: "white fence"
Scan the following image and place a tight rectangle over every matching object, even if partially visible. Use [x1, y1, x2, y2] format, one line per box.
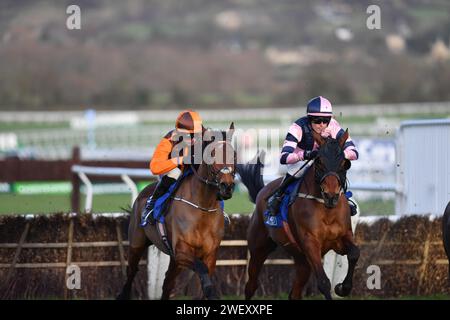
[71, 165, 156, 212]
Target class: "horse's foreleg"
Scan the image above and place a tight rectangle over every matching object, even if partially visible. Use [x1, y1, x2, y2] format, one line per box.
[289, 254, 311, 300]
[244, 239, 276, 300]
[193, 257, 219, 300]
[334, 234, 360, 297]
[161, 257, 182, 300]
[302, 234, 332, 300]
[117, 245, 149, 300]
[170, 241, 218, 300]
[201, 248, 221, 299]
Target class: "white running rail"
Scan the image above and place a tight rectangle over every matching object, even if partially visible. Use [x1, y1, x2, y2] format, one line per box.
[71, 165, 157, 212]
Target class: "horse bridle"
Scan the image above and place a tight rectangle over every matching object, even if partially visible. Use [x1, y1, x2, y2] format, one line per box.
[318, 171, 344, 195]
[314, 152, 348, 197]
[191, 141, 236, 189]
[192, 164, 236, 189]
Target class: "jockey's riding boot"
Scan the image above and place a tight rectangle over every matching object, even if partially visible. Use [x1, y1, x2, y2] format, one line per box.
[140, 175, 177, 227]
[267, 173, 295, 216]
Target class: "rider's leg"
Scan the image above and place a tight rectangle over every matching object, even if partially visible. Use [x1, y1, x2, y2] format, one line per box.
[267, 160, 313, 216]
[267, 173, 295, 216]
[141, 168, 181, 226]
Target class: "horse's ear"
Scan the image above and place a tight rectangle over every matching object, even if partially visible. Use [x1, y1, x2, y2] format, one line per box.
[339, 129, 349, 148]
[312, 130, 326, 146]
[201, 125, 207, 138]
[227, 122, 235, 142]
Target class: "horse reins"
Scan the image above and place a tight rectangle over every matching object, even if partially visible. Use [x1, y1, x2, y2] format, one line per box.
[191, 140, 236, 188]
[265, 159, 313, 200]
[177, 140, 236, 212]
[191, 164, 221, 188]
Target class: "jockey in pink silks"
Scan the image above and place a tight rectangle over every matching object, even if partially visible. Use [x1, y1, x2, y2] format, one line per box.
[267, 96, 359, 216]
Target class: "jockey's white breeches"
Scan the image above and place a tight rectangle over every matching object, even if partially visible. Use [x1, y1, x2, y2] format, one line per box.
[165, 167, 182, 180]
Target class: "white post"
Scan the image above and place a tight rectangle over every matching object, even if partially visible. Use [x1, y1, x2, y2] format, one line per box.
[78, 172, 93, 213]
[147, 246, 170, 299]
[120, 174, 138, 206]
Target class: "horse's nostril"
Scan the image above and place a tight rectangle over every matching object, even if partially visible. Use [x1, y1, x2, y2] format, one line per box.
[221, 182, 235, 191]
[323, 192, 339, 207]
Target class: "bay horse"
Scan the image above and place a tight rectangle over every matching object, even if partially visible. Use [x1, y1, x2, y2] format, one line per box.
[442, 201, 450, 284]
[237, 129, 359, 300]
[117, 123, 236, 300]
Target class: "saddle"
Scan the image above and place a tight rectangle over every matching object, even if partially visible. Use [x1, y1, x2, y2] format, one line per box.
[152, 167, 193, 224]
[151, 167, 228, 256]
[264, 175, 305, 228]
[264, 168, 357, 228]
[149, 168, 193, 257]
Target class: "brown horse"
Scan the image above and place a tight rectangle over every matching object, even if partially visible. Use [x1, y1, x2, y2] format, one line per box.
[237, 129, 360, 300]
[443, 201, 450, 284]
[117, 123, 236, 300]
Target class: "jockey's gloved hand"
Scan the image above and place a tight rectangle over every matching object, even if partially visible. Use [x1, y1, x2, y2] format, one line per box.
[303, 150, 318, 160]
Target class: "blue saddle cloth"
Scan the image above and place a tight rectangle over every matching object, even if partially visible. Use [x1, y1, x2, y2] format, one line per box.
[264, 178, 302, 228]
[264, 174, 353, 228]
[151, 168, 224, 224]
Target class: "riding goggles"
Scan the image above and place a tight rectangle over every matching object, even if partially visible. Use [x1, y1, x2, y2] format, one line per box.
[310, 116, 331, 125]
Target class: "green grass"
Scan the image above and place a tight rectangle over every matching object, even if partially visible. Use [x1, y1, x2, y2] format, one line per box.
[0, 191, 255, 215]
[0, 191, 393, 216]
[0, 193, 132, 215]
[408, 6, 450, 30]
[358, 199, 395, 216]
[336, 112, 450, 125]
[0, 122, 70, 132]
[232, 93, 273, 108]
[115, 23, 153, 41]
[224, 189, 254, 215]
[2, 112, 448, 134]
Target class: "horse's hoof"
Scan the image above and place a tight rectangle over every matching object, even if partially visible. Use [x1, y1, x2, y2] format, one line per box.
[334, 283, 351, 297]
[116, 292, 130, 300]
[204, 286, 219, 300]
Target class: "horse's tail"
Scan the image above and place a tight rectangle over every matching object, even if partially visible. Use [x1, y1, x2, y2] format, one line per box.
[120, 205, 133, 214]
[236, 150, 266, 204]
[442, 201, 450, 280]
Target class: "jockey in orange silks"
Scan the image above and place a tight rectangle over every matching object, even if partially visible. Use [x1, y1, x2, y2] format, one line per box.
[141, 110, 203, 226]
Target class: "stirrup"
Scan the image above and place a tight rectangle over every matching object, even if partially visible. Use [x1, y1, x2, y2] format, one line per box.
[140, 208, 155, 227]
[267, 194, 282, 216]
